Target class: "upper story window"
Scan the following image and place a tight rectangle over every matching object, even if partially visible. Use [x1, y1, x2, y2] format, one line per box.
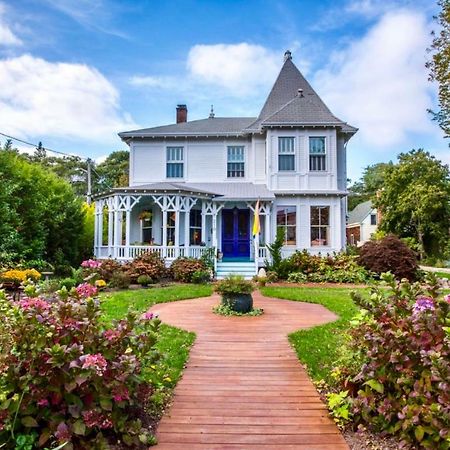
[370, 213, 377, 226]
[311, 206, 329, 246]
[278, 137, 295, 171]
[166, 147, 184, 178]
[309, 137, 326, 171]
[227, 146, 245, 178]
[276, 206, 296, 245]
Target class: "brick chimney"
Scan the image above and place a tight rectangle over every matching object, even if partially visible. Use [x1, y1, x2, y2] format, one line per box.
[176, 104, 187, 123]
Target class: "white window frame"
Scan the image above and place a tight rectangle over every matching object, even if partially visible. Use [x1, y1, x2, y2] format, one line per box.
[276, 206, 297, 246]
[309, 137, 326, 172]
[227, 146, 245, 178]
[166, 146, 184, 179]
[310, 205, 330, 247]
[278, 137, 296, 172]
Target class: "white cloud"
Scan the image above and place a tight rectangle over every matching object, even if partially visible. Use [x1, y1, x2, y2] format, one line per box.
[0, 2, 22, 46]
[129, 75, 177, 89]
[315, 10, 437, 148]
[187, 43, 281, 96]
[0, 54, 137, 142]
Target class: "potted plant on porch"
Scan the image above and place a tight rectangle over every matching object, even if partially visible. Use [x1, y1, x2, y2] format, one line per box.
[215, 274, 255, 313]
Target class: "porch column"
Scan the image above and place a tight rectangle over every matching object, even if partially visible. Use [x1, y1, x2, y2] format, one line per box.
[125, 196, 131, 259]
[113, 196, 121, 258]
[162, 208, 168, 248]
[108, 201, 114, 256]
[201, 201, 206, 245]
[184, 210, 190, 255]
[174, 209, 180, 256]
[212, 213, 217, 250]
[94, 203, 99, 257]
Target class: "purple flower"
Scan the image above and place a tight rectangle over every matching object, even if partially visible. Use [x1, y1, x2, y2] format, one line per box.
[413, 296, 435, 314]
[141, 310, 157, 321]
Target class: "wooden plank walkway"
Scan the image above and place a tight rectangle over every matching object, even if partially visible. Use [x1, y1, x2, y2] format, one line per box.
[151, 291, 349, 450]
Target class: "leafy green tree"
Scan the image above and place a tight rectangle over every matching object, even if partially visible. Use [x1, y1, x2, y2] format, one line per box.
[427, 0, 450, 137]
[0, 145, 85, 267]
[376, 149, 450, 258]
[96, 150, 129, 190]
[348, 162, 392, 210]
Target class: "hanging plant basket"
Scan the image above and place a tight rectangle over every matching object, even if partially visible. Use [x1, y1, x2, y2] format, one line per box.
[138, 211, 152, 221]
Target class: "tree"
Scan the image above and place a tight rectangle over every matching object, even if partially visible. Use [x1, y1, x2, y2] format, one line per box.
[96, 150, 129, 190]
[427, 0, 450, 137]
[375, 149, 450, 258]
[0, 144, 85, 268]
[347, 162, 392, 210]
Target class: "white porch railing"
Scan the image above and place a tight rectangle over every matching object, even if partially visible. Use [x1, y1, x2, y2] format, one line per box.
[96, 245, 211, 262]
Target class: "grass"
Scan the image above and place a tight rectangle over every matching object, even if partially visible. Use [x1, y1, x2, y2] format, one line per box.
[261, 286, 367, 383]
[100, 284, 213, 418]
[100, 283, 213, 321]
[434, 271, 450, 280]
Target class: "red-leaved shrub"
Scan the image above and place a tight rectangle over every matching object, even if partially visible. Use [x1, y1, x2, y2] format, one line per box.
[125, 252, 166, 283]
[170, 257, 207, 282]
[358, 234, 418, 280]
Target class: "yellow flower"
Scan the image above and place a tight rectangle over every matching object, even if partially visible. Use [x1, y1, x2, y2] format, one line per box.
[95, 279, 107, 288]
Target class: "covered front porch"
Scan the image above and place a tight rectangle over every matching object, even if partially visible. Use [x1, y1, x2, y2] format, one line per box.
[93, 184, 273, 271]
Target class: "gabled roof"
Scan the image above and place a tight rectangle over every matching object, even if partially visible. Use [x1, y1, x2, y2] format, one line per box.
[119, 117, 256, 139]
[347, 200, 375, 225]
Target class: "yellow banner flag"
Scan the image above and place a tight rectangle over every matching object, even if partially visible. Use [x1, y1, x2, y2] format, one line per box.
[252, 199, 260, 237]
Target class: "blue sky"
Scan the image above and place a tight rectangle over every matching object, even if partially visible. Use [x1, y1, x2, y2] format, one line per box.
[0, 0, 447, 181]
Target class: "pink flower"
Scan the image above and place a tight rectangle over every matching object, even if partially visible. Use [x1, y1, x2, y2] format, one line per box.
[112, 385, 130, 402]
[55, 422, 71, 441]
[18, 297, 51, 311]
[444, 294, 450, 303]
[81, 353, 107, 376]
[81, 259, 102, 269]
[76, 283, 98, 298]
[82, 410, 113, 429]
[103, 329, 120, 341]
[37, 398, 49, 407]
[141, 310, 158, 321]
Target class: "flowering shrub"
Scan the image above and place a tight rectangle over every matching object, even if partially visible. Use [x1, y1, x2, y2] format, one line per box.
[0, 286, 161, 448]
[332, 273, 450, 448]
[170, 257, 207, 283]
[0, 269, 41, 286]
[125, 252, 166, 283]
[75, 282, 98, 298]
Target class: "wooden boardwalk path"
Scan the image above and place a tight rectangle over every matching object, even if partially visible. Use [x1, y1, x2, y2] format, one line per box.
[151, 291, 349, 450]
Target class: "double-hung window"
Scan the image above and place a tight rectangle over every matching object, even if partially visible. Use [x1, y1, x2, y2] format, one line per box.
[166, 146, 184, 178]
[311, 206, 330, 246]
[276, 206, 296, 245]
[278, 137, 295, 171]
[309, 137, 326, 171]
[141, 213, 152, 244]
[190, 209, 202, 245]
[227, 146, 245, 178]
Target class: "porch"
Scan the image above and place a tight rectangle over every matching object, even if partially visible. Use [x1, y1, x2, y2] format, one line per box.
[93, 184, 273, 274]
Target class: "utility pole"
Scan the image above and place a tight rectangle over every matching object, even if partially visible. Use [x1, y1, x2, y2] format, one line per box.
[86, 158, 92, 205]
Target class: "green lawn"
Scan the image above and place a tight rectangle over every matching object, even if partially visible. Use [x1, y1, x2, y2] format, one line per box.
[100, 284, 213, 417]
[261, 286, 367, 383]
[434, 271, 450, 280]
[100, 284, 213, 321]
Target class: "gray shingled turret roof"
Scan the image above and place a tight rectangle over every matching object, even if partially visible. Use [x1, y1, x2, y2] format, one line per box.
[119, 51, 357, 139]
[347, 200, 374, 225]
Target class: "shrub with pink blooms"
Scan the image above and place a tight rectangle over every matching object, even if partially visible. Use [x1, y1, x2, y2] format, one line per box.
[0, 286, 161, 449]
[331, 273, 450, 448]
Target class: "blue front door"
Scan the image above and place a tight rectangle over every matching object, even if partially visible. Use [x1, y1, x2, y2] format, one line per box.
[221, 208, 250, 258]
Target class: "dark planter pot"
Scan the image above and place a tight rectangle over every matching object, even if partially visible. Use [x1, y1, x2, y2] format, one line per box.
[222, 293, 253, 313]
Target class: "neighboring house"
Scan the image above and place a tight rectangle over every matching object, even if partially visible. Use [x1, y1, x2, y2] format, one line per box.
[94, 50, 357, 278]
[346, 200, 378, 246]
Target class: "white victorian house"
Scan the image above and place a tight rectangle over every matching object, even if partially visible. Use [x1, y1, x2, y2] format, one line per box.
[93, 51, 357, 278]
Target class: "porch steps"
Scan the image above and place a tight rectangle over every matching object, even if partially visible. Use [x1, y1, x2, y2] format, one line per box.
[216, 261, 257, 280]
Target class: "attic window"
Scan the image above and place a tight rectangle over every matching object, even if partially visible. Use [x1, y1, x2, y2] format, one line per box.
[278, 137, 295, 171]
